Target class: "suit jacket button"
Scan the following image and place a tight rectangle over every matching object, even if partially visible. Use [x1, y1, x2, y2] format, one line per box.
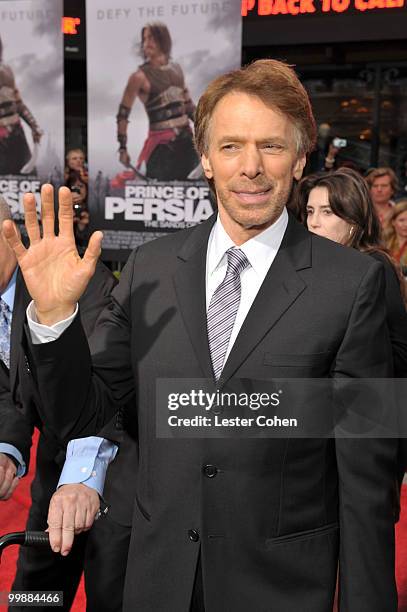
[188, 529, 199, 542]
[203, 464, 218, 478]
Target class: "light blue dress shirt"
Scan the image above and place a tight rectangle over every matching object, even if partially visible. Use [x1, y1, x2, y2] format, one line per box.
[58, 437, 118, 496]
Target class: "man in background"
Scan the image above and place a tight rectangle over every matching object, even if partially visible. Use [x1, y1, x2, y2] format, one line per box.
[0, 194, 131, 611]
[366, 166, 398, 226]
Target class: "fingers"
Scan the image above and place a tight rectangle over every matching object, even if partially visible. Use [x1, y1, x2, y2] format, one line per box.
[23, 192, 41, 244]
[82, 231, 103, 270]
[1, 477, 19, 501]
[2, 219, 27, 260]
[47, 493, 75, 555]
[47, 485, 100, 556]
[0, 461, 17, 500]
[82, 500, 101, 532]
[40, 183, 56, 238]
[57, 186, 75, 238]
[60, 504, 77, 556]
[47, 496, 64, 553]
[7, 184, 75, 246]
[84, 506, 96, 531]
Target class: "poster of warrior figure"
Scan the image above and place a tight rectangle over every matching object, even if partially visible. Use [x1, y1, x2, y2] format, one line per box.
[0, 0, 64, 224]
[87, 1, 242, 260]
[117, 22, 200, 182]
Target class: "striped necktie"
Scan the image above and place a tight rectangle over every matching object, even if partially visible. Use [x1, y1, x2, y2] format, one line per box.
[0, 297, 12, 369]
[207, 247, 250, 381]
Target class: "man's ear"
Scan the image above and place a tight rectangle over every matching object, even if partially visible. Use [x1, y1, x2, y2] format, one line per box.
[293, 155, 306, 181]
[201, 154, 213, 179]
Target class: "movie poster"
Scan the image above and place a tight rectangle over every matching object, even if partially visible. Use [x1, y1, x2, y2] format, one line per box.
[86, 1, 242, 260]
[0, 0, 64, 227]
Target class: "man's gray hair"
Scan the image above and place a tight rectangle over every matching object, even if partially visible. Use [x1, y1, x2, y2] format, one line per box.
[0, 195, 12, 225]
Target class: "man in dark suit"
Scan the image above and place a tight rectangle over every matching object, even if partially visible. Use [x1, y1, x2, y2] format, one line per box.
[0, 195, 132, 611]
[0, 198, 32, 499]
[3, 60, 398, 611]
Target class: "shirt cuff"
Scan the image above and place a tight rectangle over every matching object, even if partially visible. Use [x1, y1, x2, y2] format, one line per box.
[57, 437, 118, 497]
[26, 301, 79, 344]
[0, 443, 26, 477]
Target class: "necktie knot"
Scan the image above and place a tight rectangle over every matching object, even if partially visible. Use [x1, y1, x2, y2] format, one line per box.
[225, 247, 249, 278]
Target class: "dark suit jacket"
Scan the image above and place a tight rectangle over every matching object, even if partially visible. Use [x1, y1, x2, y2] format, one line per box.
[1, 273, 33, 469]
[0, 263, 117, 516]
[369, 251, 407, 378]
[29, 215, 398, 612]
[369, 251, 407, 509]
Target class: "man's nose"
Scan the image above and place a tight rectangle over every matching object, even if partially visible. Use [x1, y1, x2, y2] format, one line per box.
[240, 146, 263, 178]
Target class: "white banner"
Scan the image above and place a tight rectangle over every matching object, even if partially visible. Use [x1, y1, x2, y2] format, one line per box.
[86, 0, 242, 259]
[0, 0, 64, 225]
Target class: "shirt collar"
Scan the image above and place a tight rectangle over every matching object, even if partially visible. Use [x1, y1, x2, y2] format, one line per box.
[1, 266, 18, 311]
[208, 208, 289, 277]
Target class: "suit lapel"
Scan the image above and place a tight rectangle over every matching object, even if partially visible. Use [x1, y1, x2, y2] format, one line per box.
[173, 216, 216, 380]
[219, 217, 312, 386]
[173, 215, 312, 384]
[10, 269, 31, 394]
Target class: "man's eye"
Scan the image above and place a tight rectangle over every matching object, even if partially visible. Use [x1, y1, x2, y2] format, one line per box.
[222, 144, 238, 151]
[263, 144, 283, 151]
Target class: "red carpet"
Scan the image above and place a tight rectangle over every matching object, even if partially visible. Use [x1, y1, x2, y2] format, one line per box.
[1, 431, 407, 610]
[0, 432, 85, 610]
[397, 487, 407, 611]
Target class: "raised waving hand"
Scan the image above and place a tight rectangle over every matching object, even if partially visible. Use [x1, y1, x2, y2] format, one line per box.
[2, 184, 103, 326]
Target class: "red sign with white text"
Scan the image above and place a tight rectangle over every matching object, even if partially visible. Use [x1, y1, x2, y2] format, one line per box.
[242, 0, 404, 14]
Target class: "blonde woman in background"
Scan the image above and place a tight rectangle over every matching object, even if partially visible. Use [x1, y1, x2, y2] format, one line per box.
[384, 200, 407, 275]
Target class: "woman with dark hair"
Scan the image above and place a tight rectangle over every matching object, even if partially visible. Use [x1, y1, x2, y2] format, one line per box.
[294, 167, 407, 516]
[295, 167, 406, 368]
[295, 168, 381, 249]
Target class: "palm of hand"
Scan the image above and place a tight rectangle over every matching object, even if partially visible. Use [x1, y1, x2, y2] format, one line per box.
[19, 234, 92, 313]
[2, 184, 102, 323]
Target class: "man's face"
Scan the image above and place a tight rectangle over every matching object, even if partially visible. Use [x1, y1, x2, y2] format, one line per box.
[201, 92, 305, 244]
[370, 175, 394, 207]
[67, 152, 85, 172]
[142, 27, 159, 60]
